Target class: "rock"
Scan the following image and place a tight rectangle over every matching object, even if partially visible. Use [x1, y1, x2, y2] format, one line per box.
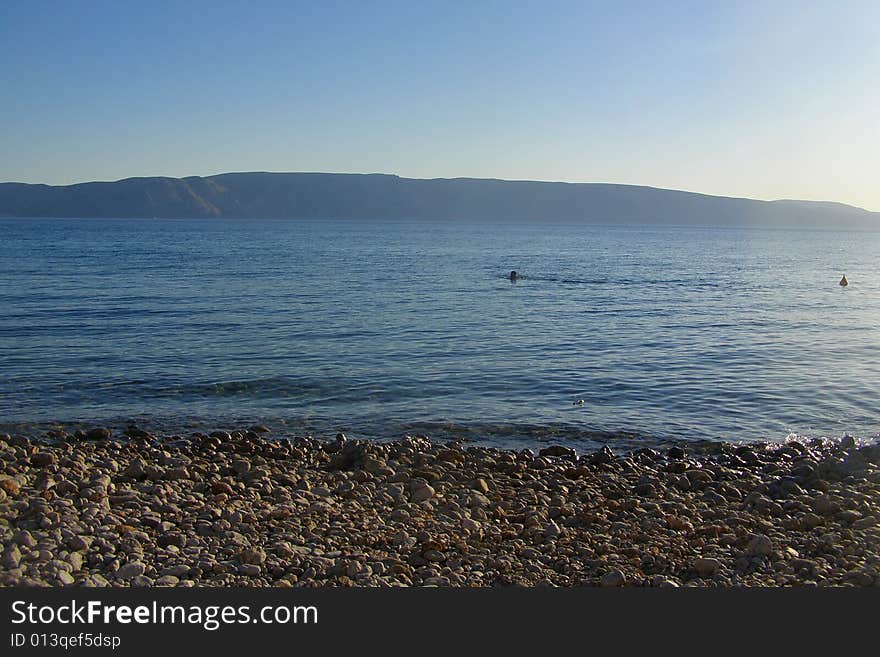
[685, 469, 712, 484]
[0, 477, 19, 496]
[123, 459, 146, 478]
[239, 547, 267, 565]
[68, 535, 93, 552]
[836, 510, 861, 523]
[68, 553, 84, 572]
[667, 446, 686, 460]
[249, 425, 270, 434]
[471, 478, 490, 493]
[423, 550, 446, 563]
[666, 516, 693, 532]
[694, 558, 722, 577]
[467, 492, 491, 507]
[539, 446, 576, 460]
[211, 480, 234, 495]
[161, 565, 191, 577]
[165, 467, 189, 481]
[543, 521, 564, 539]
[85, 427, 112, 440]
[853, 516, 878, 530]
[344, 560, 366, 577]
[590, 446, 615, 465]
[800, 513, 823, 529]
[812, 495, 840, 515]
[57, 571, 75, 585]
[635, 483, 656, 496]
[14, 530, 37, 548]
[437, 448, 464, 463]
[87, 574, 111, 587]
[240, 564, 262, 576]
[116, 562, 146, 580]
[364, 458, 394, 476]
[779, 478, 805, 496]
[31, 452, 57, 467]
[601, 570, 627, 587]
[3, 546, 22, 569]
[461, 518, 481, 533]
[232, 460, 250, 475]
[410, 484, 435, 503]
[652, 576, 680, 587]
[746, 534, 774, 557]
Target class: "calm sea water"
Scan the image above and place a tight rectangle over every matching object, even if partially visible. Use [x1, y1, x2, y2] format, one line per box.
[1, 218, 878, 450]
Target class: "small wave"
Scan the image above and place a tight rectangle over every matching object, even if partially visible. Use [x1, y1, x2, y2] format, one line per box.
[517, 275, 721, 288]
[396, 420, 674, 450]
[156, 376, 348, 399]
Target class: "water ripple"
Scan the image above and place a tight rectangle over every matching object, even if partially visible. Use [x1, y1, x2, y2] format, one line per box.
[1, 217, 879, 448]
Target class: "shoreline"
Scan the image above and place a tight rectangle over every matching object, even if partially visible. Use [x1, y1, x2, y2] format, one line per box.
[1, 427, 878, 587]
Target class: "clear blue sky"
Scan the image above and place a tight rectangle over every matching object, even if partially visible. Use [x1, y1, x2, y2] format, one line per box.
[2, 0, 879, 209]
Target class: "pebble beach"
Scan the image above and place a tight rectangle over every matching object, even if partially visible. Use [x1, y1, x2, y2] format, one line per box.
[1, 427, 879, 587]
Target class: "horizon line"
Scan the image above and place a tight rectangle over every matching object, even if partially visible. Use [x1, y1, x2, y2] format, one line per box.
[2, 170, 875, 214]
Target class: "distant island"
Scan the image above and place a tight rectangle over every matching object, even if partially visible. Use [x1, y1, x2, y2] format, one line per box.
[1, 172, 877, 229]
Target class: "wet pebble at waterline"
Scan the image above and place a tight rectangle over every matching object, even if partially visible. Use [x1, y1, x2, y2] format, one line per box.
[1, 428, 879, 587]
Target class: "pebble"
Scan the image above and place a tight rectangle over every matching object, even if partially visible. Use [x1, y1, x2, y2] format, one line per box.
[746, 534, 774, 557]
[601, 570, 626, 587]
[85, 427, 112, 440]
[116, 562, 146, 580]
[124, 459, 146, 478]
[410, 484, 435, 503]
[543, 521, 564, 539]
[68, 535, 92, 551]
[693, 557, 722, 577]
[31, 452, 57, 467]
[0, 477, 20, 495]
[165, 467, 189, 481]
[364, 458, 394, 476]
[461, 518, 481, 533]
[239, 547, 267, 565]
[472, 478, 490, 493]
[539, 446, 576, 460]
[1, 427, 878, 589]
[57, 571, 75, 585]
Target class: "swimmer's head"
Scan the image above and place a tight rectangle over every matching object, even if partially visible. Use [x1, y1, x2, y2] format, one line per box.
[509, 270, 518, 280]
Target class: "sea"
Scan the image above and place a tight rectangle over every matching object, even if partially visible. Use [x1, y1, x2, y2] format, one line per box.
[1, 217, 878, 451]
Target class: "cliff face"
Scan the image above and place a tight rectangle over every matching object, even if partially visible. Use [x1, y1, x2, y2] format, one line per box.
[1, 172, 877, 229]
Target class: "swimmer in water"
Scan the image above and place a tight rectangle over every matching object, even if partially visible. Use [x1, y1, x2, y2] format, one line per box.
[840, 274, 848, 287]
[509, 270, 518, 282]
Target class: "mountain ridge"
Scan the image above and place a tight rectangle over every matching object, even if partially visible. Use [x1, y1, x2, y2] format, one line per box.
[0, 172, 876, 228]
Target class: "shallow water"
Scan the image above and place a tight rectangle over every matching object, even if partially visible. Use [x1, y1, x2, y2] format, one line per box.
[1, 217, 878, 449]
